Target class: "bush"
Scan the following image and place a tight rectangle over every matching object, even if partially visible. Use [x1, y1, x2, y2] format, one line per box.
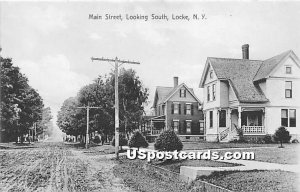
[93, 135, 101, 144]
[291, 139, 299, 143]
[154, 130, 183, 151]
[273, 126, 291, 147]
[128, 131, 148, 149]
[263, 135, 273, 144]
[112, 134, 128, 148]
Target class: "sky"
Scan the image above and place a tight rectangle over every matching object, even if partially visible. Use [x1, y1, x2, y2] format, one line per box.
[1, 1, 300, 133]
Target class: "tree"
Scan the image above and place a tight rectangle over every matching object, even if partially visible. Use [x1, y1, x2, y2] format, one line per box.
[154, 130, 183, 152]
[57, 68, 149, 143]
[37, 107, 53, 139]
[0, 57, 44, 142]
[107, 68, 149, 136]
[273, 126, 291, 148]
[57, 97, 84, 137]
[128, 131, 148, 149]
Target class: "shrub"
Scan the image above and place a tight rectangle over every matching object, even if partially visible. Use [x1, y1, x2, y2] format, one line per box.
[128, 131, 148, 149]
[273, 126, 291, 148]
[93, 135, 101, 144]
[263, 135, 273, 144]
[154, 130, 183, 151]
[291, 139, 299, 143]
[112, 134, 128, 149]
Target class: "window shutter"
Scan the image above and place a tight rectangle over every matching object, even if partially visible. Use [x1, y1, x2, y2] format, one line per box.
[184, 121, 187, 134]
[191, 104, 194, 115]
[179, 104, 181, 114]
[184, 89, 186, 97]
[184, 104, 186, 115]
[171, 103, 174, 114]
[178, 121, 181, 134]
[171, 121, 174, 129]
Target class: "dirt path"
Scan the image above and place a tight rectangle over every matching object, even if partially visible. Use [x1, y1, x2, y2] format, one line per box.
[0, 142, 133, 192]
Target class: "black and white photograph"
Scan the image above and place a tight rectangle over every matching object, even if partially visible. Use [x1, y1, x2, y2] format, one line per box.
[0, 1, 299, 191]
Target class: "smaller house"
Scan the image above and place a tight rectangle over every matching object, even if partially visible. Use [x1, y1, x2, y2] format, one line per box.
[146, 77, 204, 141]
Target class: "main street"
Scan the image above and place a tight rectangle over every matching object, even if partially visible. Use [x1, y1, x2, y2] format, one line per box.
[0, 141, 132, 192]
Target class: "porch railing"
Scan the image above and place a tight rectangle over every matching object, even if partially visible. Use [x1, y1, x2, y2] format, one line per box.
[242, 126, 265, 135]
[151, 130, 161, 135]
[219, 127, 230, 141]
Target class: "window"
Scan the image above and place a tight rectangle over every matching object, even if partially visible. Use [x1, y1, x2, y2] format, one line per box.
[219, 110, 226, 127]
[186, 104, 191, 115]
[290, 109, 296, 127]
[285, 81, 292, 98]
[199, 120, 204, 135]
[180, 89, 186, 97]
[286, 66, 292, 74]
[212, 84, 216, 101]
[186, 121, 191, 134]
[207, 86, 210, 101]
[209, 70, 213, 79]
[173, 120, 179, 133]
[209, 111, 213, 128]
[281, 109, 288, 127]
[174, 103, 179, 114]
[281, 109, 296, 127]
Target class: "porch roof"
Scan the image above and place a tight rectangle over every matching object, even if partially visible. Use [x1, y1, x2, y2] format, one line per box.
[149, 115, 165, 122]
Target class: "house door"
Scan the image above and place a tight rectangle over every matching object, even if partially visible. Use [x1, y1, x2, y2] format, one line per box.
[231, 109, 238, 130]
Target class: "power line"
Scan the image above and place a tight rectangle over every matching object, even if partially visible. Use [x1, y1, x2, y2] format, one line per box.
[77, 104, 101, 149]
[91, 57, 140, 159]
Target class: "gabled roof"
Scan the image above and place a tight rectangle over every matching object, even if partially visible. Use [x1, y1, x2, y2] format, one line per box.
[162, 83, 200, 103]
[199, 50, 300, 103]
[207, 57, 268, 103]
[152, 84, 200, 108]
[253, 50, 297, 81]
[152, 86, 173, 108]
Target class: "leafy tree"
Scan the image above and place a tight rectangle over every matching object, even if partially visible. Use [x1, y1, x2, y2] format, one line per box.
[57, 68, 149, 143]
[0, 57, 44, 142]
[108, 68, 149, 136]
[154, 130, 183, 152]
[128, 131, 148, 149]
[273, 126, 291, 148]
[37, 107, 54, 139]
[57, 97, 83, 136]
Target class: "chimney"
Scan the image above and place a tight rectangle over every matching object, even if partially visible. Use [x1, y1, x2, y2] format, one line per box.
[173, 76, 178, 87]
[242, 44, 249, 59]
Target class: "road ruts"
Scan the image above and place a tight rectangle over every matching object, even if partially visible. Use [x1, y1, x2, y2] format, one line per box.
[0, 142, 133, 192]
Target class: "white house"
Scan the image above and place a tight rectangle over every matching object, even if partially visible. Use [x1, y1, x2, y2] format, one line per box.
[199, 44, 300, 142]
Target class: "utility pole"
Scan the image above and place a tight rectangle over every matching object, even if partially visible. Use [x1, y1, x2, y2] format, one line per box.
[78, 103, 101, 149]
[91, 57, 140, 159]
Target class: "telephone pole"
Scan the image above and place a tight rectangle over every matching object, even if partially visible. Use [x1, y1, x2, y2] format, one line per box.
[91, 57, 140, 159]
[78, 104, 101, 149]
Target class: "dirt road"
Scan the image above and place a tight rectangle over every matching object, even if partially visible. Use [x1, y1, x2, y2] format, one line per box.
[0, 142, 133, 192]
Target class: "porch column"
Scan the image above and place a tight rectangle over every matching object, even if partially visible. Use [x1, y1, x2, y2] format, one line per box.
[150, 119, 153, 135]
[228, 109, 232, 131]
[203, 111, 206, 138]
[238, 107, 242, 128]
[217, 109, 220, 141]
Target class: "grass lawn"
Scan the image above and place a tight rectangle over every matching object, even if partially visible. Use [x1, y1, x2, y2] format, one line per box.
[113, 158, 190, 192]
[151, 159, 242, 173]
[197, 170, 298, 192]
[214, 144, 298, 164]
